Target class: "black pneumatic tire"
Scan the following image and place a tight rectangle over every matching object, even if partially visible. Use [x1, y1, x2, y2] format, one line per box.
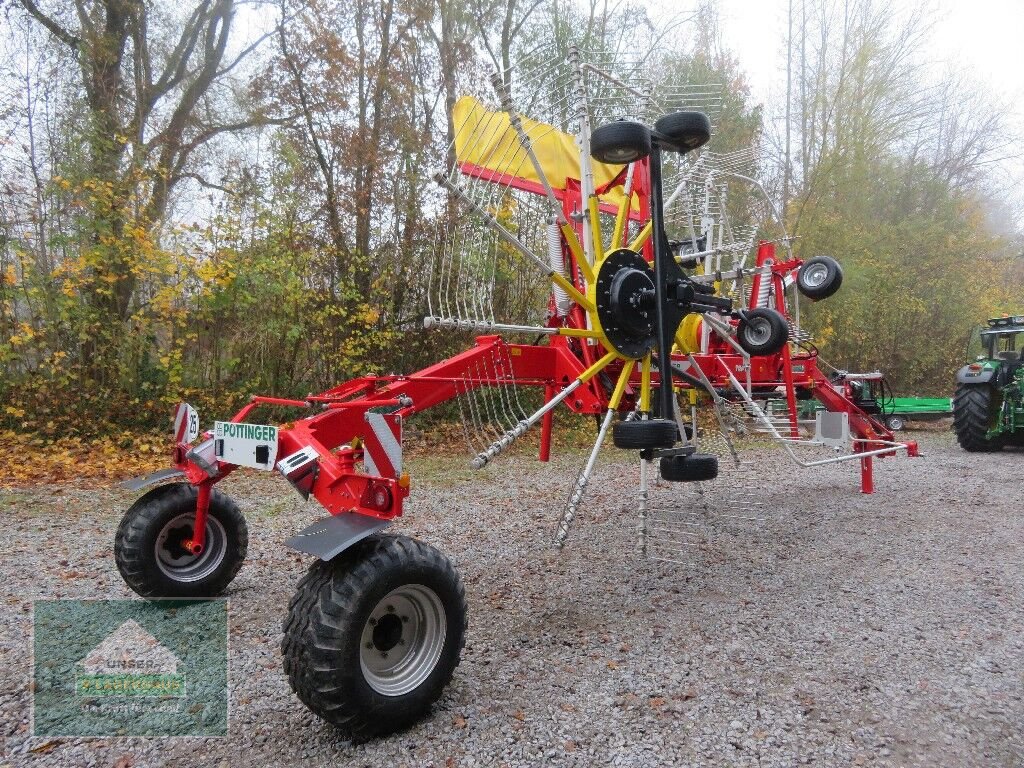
[737, 308, 789, 356]
[591, 121, 652, 165]
[282, 534, 467, 741]
[659, 453, 718, 482]
[797, 256, 843, 300]
[115, 483, 248, 598]
[654, 111, 712, 151]
[613, 418, 678, 449]
[953, 384, 1004, 452]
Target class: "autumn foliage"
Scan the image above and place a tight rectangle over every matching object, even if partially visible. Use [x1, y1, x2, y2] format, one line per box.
[1, 0, 1021, 457]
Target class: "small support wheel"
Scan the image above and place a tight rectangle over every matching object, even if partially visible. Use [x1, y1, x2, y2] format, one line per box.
[612, 418, 678, 449]
[590, 121, 652, 165]
[659, 453, 718, 482]
[797, 256, 843, 300]
[653, 111, 711, 152]
[115, 483, 248, 598]
[282, 534, 467, 740]
[884, 414, 905, 431]
[736, 308, 789, 356]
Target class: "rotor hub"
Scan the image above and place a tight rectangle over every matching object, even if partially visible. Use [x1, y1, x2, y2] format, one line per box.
[595, 248, 658, 359]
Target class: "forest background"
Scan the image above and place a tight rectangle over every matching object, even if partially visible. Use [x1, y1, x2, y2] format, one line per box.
[2, 0, 1021, 458]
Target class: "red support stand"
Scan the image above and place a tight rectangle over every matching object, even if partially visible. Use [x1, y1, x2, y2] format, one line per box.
[859, 452, 874, 494]
[190, 481, 212, 552]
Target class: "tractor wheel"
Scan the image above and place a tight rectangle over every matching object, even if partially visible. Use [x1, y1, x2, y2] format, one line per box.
[590, 121, 652, 165]
[797, 256, 843, 300]
[654, 111, 712, 152]
[115, 483, 248, 598]
[659, 453, 718, 482]
[953, 384, 1004, 452]
[737, 308, 789, 356]
[283, 534, 467, 740]
[613, 418, 678, 449]
[884, 414, 905, 431]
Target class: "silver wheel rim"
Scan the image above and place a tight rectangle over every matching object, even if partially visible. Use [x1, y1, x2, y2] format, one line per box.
[155, 513, 228, 583]
[802, 262, 829, 288]
[744, 318, 772, 346]
[360, 584, 446, 697]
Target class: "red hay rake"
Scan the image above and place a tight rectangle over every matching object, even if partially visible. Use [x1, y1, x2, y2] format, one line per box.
[115, 48, 917, 738]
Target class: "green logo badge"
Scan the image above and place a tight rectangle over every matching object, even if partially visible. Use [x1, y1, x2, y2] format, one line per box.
[33, 599, 227, 737]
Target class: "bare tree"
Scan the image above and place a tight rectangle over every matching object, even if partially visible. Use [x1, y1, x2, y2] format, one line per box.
[16, 0, 280, 323]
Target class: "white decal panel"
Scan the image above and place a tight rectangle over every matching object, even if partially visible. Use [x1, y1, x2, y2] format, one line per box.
[214, 421, 279, 470]
[174, 403, 200, 443]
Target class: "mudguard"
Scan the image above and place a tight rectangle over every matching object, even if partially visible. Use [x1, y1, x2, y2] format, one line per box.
[956, 364, 996, 385]
[285, 513, 392, 560]
[120, 467, 187, 492]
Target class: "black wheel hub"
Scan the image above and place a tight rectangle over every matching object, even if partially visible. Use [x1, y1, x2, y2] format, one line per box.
[163, 523, 194, 559]
[596, 248, 658, 359]
[371, 613, 404, 652]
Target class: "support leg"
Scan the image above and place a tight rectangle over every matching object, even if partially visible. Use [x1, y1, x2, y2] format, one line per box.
[860, 453, 874, 494]
[189, 481, 212, 554]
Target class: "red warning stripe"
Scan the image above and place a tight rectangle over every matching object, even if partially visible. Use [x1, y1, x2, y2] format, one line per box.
[174, 404, 189, 443]
[363, 414, 402, 479]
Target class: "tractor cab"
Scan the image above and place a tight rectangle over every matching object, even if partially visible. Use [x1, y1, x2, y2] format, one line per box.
[976, 316, 1024, 362]
[961, 316, 1024, 387]
[829, 370, 892, 417]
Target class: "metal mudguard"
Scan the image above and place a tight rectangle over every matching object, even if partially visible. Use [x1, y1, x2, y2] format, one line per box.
[956, 364, 996, 385]
[120, 467, 187, 492]
[285, 513, 392, 560]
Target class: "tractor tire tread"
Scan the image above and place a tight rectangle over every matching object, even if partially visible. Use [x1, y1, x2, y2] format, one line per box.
[952, 384, 1003, 452]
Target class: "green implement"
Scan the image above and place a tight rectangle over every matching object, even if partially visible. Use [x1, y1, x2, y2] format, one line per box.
[882, 397, 951, 431]
[953, 315, 1024, 451]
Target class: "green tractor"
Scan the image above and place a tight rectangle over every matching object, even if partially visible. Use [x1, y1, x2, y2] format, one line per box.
[953, 316, 1024, 451]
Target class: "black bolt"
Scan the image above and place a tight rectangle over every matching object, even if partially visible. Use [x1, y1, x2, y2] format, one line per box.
[368, 617, 377, 626]
[380, 652, 388, 658]
[401, 615, 410, 623]
[386, 605, 395, 613]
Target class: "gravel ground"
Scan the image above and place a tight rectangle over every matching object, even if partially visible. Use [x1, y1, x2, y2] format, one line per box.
[2, 426, 1023, 767]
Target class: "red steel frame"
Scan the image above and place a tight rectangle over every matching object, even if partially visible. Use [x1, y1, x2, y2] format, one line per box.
[171, 154, 916, 552]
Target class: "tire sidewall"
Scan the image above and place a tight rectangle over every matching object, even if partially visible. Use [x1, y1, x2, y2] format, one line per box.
[343, 561, 465, 721]
[738, 309, 788, 356]
[660, 453, 717, 482]
[612, 418, 677, 449]
[797, 256, 842, 300]
[591, 121, 651, 164]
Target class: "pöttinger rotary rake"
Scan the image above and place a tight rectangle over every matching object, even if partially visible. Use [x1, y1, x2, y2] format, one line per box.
[114, 49, 911, 739]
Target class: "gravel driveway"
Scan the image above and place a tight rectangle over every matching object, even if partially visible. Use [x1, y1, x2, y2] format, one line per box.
[2, 427, 1022, 767]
